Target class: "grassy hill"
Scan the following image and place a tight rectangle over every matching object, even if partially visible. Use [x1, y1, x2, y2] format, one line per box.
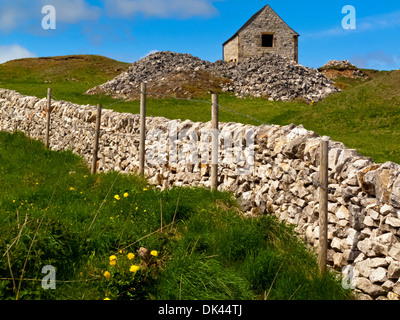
[0, 55, 130, 105]
[0, 54, 399, 164]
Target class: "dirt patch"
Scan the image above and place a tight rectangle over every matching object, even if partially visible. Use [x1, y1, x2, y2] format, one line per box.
[95, 70, 232, 100]
[320, 68, 367, 80]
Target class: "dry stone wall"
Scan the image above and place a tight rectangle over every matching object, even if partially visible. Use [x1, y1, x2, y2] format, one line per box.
[1, 88, 400, 300]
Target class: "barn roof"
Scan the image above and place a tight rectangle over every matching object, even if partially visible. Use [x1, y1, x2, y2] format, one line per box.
[222, 5, 299, 46]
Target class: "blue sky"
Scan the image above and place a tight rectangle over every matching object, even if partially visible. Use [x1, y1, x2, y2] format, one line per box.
[0, 0, 400, 70]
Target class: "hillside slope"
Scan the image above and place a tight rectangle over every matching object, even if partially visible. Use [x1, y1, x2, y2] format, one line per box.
[0, 55, 130, 101]
[293, 69, 400, 163]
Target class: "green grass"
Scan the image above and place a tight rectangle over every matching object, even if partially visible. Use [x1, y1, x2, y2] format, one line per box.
[0, 132, 351, 300]
[0, 55, 130, 107]
[1, 55, 399, 164]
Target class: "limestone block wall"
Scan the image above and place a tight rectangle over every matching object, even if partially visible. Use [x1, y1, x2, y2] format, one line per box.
[223, 35, 239, 63]
[1, 88, 400, 300]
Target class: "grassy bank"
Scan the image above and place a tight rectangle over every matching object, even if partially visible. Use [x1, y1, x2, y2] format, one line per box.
[0, 132, 351, 300]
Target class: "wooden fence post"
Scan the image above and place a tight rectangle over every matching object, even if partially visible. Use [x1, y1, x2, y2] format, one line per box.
[318, 139, 329, 275]
[45, 88, 51, 148]
[139, 82, 146, 175]
[91, 104, 102, 175]
[211, 93, 219, 191]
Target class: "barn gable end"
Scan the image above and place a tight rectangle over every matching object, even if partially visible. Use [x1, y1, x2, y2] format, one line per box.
[223, 5, 299, 63]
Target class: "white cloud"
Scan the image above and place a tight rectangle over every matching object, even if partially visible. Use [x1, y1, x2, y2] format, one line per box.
[0, 0, 101, 32]
[351, 50, 399, 70]
[143, 49, 159, 58]
[41, 0, 102, 23]
[105, 0, 218, 19]
[0, 44, 36, 64]
[303, 10, 400, 39]
[0, 3, 32, 32]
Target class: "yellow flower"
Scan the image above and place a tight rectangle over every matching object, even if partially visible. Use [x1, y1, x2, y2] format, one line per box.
[123, 192, 129, 198]
[143, 188, 147, 191]
[150, 250, 158, 257]
[127, 252, 135, 260]
[129, 265, 140, 273]
[114, 194, 120, 200]
[84, 175, 88, 178]
[70, 187, 75, 191]
[12, 200, 15, 203]
[103, 271, 111, 279]
[104, 297, 111, 300]
[110, 260, 117, 266]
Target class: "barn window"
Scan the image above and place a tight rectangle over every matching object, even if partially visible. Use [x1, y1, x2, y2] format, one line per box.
[261, 34, 274, 48]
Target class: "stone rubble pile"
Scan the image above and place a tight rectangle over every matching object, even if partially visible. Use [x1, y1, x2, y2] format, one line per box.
[86, 51, 339, 102]
[85, 51, 216, 98]
[321, 60, 358, 69]
[319, 60, 366, 79]
[1, 88, 400, 300]
[214, 54, 339, 101]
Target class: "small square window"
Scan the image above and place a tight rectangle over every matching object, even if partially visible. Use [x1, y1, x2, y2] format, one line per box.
[262, 34, 274, 48]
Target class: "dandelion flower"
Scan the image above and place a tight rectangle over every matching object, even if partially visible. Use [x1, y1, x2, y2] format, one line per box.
[70, 187, 75, 191]
[103, 271, 111, 279]
[84, 175, 88, 178]
[104, 297, 111, 300]
[114, 194, 120, 200]
[12, 200, 16, 203]
[123, 192, 129, 198]
[127, 253, 135, 260]
[109, 255, 117, 265]
[143, 188, 147, 191]
[150, 250, 158, 257]
[129, 265, 140, 273]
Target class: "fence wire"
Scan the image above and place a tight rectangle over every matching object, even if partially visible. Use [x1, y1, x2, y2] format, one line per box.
[19, 88, 354, 199]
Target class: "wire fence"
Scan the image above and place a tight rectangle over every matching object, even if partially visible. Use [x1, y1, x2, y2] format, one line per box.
[14, 85, 350, 198]
[5, 84, 361, 275]
[43, 89, 340, 202]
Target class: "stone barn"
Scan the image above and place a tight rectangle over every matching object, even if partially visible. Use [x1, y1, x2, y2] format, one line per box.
[223, 5, 299, 63]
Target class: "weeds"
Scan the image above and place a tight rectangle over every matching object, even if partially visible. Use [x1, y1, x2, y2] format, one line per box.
[0, 132, 352, 300]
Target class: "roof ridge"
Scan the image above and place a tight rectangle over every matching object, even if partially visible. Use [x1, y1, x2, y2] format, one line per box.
[222, 5, 298, 46]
